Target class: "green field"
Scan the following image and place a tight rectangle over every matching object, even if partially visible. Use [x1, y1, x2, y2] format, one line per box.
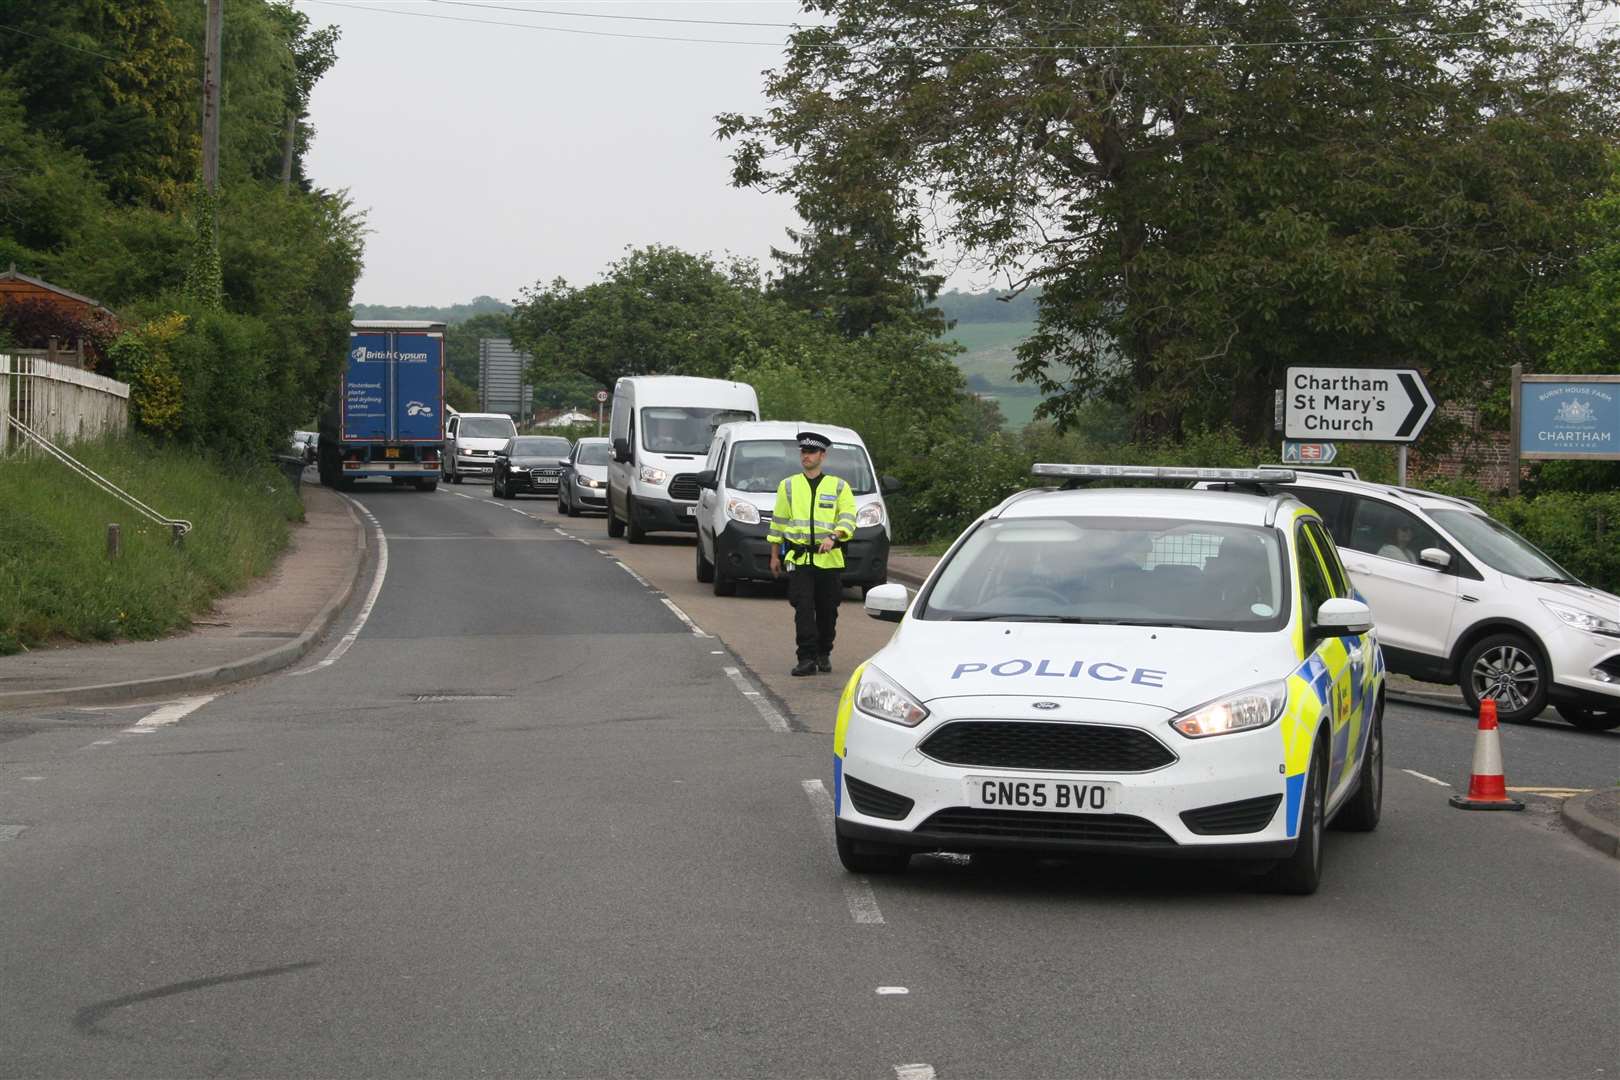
[943, 320, 1044, 428]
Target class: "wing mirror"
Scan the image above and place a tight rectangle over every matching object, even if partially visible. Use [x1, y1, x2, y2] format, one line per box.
[695, 469, 717, 490]
[1418, 547, 1452, 571]
[1314, 597, 1373, 636]
[864, 582, 910, 623]
[612, 437, 631, 463]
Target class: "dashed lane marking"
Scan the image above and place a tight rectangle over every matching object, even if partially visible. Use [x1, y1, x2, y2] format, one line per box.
[661, 598, 711, 638]
[877, 986, 910, 996]
[724, 667, 788, 733]
[895, 1065, 936, 1080]
[1402, 769, 1452, 787]
[800, 779, 885, 925]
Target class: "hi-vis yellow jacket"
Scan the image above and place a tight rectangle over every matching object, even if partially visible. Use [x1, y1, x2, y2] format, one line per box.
[768, 472, 857, 569]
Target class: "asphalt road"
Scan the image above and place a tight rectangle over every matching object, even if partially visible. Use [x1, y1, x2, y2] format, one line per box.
[1, 479, 1615, 1079]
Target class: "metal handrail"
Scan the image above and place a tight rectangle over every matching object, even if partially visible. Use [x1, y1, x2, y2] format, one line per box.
[3, 413, 193, 535]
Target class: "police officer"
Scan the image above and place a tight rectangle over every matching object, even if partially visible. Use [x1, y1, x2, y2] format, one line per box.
[768, 431, 858, 676]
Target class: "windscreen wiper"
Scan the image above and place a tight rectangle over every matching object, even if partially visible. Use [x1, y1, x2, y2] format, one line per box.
[1528, 575, 1583, 585]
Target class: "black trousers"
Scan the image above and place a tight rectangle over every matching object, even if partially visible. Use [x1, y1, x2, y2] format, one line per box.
[787, 564, 842, 662]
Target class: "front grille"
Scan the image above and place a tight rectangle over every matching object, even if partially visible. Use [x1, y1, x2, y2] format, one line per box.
[668, 474, 701, 500]
[919, 721, 1176, 773]
[844, 775, 914, 820]
[1180, 794, 1283, 835]
[529, 469, 559, 482]
[918, 808, 1174, 845]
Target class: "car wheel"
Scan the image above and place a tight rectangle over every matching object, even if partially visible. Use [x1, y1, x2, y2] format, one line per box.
[713, 561, 737, 597]
[492, 474, 503, 498]
[835, 831, 911, 875]
[564, 492, 579, 517]
[451, 472, 462, 485]
[695, 535, 715, 583]
[1461, 633, 1549, 723]
[1264, 738, 1325, 895]
[1332, 696, 1382, 832]
[414, 479, 437, 492]
[626, 496, 646, 543]
[607, 499, 625, 538]
[1554, 703, 1620, 731]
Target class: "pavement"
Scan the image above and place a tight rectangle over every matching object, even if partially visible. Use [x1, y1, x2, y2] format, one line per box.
[0, 483, 365, 710]
[2, 513, 1614, 859]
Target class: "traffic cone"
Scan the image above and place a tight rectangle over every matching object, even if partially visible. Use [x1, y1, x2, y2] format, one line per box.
[1449, 699, 1525, 811]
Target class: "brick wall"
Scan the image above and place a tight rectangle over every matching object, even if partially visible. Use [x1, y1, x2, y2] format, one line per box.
[1408, 402, 1520, 491]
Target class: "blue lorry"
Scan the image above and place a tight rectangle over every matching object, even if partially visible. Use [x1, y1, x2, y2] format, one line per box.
[317, 320, 446, 491]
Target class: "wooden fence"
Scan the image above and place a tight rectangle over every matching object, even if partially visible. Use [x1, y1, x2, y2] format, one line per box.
[0, 353, 129, 453]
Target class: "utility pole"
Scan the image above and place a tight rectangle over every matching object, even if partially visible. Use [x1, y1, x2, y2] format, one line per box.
[202, 0, 224, 194]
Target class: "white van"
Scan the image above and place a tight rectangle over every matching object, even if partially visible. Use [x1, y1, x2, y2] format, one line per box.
[607, 376, 759, 541]
[693, 420, 894, 596]
[442, 410, 518, 483]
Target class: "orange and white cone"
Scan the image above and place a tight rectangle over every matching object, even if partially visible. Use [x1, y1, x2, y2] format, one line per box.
[1449, 699, 1525, 811]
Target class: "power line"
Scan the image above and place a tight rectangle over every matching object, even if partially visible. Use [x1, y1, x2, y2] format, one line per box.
[0, 21, 121, 61]
[300, 1, 1554, 50]
[423, 0, 802, 28]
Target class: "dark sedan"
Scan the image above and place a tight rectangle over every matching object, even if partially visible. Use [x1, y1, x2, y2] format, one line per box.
[492, 436, 573, 499]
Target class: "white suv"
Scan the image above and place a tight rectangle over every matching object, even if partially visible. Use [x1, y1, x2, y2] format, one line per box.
[1210, 474, 1619, 729]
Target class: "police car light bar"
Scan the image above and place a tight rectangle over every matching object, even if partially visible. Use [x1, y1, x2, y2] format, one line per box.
[1032, 464, 1297, 483]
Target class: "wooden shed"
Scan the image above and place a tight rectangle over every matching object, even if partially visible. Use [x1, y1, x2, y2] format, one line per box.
[0, 265, 117, 369]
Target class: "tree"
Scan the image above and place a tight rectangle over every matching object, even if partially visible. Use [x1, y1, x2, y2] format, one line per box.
[510, 246, 760, 390]
[267, 2, 339, 188]
[725, 0, 1620, 442]
[0, 0, 196, 209]
[445, 312, 513, 389]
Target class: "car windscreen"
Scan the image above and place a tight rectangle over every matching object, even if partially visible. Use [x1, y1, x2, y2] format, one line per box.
[1428, 508, 1580, 583]
[640, 407, 755, 454]
[725, 439, 876, 495]
[511, 437, 570, 456]
[575, 442, 611, 466]
[460, 417, 516, 438]
[920, 516, 1288, 631]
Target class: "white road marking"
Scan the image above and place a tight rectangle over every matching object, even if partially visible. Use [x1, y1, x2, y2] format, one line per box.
[1402, 769, 1452, 787]
[292, 497, 387, 675]
[801, 779, 885, 925]
[126, 696, 216, 729]
[660, 597, 711, 637]
[88, 740, 117, 747]
[21, 776, 43, 782]
[616, 561, 653, 588]
[0, 825, 27, 842]
[876, 986, 909, 995]
[894, 1065, 935, 1080]
[724, 667, 789, 733]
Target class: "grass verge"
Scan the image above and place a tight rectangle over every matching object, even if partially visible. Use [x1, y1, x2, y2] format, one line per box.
[0, 437, 303, 655]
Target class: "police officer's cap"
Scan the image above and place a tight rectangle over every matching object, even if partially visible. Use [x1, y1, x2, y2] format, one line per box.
[796, 431, 831, 453]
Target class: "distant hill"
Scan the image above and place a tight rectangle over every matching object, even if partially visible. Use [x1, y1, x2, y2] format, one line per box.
[352, 296, 512, 324]
[936, 287, 1039, 325]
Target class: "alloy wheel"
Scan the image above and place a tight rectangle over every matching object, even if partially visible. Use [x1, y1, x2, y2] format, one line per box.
[1471, 644, 1540, 714]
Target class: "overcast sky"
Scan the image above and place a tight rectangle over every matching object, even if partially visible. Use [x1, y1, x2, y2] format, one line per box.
[298, 0, 848, 307]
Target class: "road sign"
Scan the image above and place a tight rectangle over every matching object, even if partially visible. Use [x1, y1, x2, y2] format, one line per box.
[1281, 440, 1338, 464]
[595, 389, 609, 403]
[1284, 367, 1435, 443]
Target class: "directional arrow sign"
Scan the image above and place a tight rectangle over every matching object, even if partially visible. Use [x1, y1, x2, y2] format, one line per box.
[1284, 367, 1436, 443]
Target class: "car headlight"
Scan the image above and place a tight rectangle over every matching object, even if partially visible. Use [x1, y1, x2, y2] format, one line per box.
[856, 502, 884, 528]
[855, 666, 929, 727]
[1542, 600, 1620, 638]
[1170, 681, 1287, 738]
[578, 475, 601, 488]
[725, 497, 760, 525]
[639, 465, 667, 485]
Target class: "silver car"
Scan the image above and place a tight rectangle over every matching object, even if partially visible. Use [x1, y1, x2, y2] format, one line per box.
[558, 437, 611, 516]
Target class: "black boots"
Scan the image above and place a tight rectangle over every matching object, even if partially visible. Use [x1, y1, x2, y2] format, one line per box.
[817, 656, 832, 672]
[791, 659, 818, 676]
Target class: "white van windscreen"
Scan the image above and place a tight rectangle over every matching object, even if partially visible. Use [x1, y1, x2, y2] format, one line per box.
[640, 408, 755, 454]
[726, 440, 876, 495]
[460, 417, 517, 438]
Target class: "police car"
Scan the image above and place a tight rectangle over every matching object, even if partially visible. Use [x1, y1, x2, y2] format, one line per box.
[834, 465, 1385, 894]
